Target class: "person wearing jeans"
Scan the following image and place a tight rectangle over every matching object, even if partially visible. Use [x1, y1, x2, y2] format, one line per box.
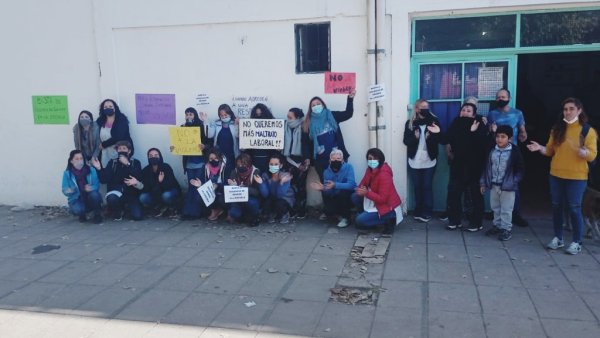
[140, 148, 181, 217]
[527, 97, 597, 255]
[62, 150, 103, 224]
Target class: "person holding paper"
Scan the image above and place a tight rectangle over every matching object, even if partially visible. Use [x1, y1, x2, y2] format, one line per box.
[311, 149, 356, 228]
[61, 150, 103, 224]
[97, 99, 134, 167]
[73, 110, 101, 164]
[303, 90, 355, 180]
[171, 107, 211, 177]
[262, 154, 295, 224]
[403, 99, 441, 223]
[140, 148, 181, 217]
[226, 153, 268, 227]
[203, 104, 239, 172]
[187, 148, 231, 221]
[283, 108, 311, 219]
[243, 103, 276, 173]
[352, 148, 402, 234]
[91, 140, 144, 221]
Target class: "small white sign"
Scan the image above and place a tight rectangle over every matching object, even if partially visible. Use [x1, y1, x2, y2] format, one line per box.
[197, 180, 216, 206]
[368, 84, 386, 103]
[195, 93, 210, 106]
[224, 185, 249, 203]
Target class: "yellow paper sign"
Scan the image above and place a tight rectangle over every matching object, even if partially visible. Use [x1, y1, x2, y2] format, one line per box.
[169, 127, 202, 155]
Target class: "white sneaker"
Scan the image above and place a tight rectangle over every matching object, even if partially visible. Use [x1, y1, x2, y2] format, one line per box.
[319, 213, 328, 221]
[336, 218, 349, 228]
[565, 242, 581, 255]
[547, 237, 565, 250]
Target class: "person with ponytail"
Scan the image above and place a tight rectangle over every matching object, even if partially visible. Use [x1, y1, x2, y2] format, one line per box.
[62, 150, 103, 223]
[73, 110, 101, 164]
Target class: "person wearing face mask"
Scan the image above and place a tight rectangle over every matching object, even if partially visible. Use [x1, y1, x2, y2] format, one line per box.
[262, 154, 295, 224]
[444, 103, 490, 232]
[352, 148, 402, 234]
[527, 97, 597, 255]
[187, 147, 231, 221]
[403, 99, 441, 223]
[283, 108, 311, 219]
[311, 149, 356, 228]
[62, 150, 103, 223]
[487, 88, 529, 227]
[171, 107, 211, 178]
[243, 103, 276, 173]
[73, 110, 101, 164]
[91, 140, 144, 221]
[97, 99, 134, 167]
[203, 104, 239, 173]
[226, 153, 268, 227]
[303, 90, 355, 180]
[140, 148, 181, 217]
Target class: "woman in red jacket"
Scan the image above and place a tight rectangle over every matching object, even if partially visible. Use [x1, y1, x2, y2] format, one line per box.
[352, 148, 403, 234]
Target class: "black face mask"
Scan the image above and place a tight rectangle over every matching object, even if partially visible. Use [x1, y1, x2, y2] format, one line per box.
[238, 166, 248, 173]
[103, 108, 115, 116]
[330, 160, 342, 172]
[496, 100, 509, 108]
[118, 151, 129, 158]
[148, 157, 161, 165]
[209, 160, 220, 167]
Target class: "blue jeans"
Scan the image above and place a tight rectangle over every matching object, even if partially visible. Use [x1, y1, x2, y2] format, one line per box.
[106, 192, 143, 220]
[351, 193, 396, 227]
[409, 166, 435, 218]
[140, 189, 180, 208]
[549, 175, 587, 243]
[228, 196, 261, 221]
[182, 168, 205, 218]
[69, 191, 102, 216]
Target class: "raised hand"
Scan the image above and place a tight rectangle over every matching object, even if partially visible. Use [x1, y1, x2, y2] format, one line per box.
[470, 120, 480, 132]
[169, 145, 175, 152]
[414, 129, 420, 139]
[228, 179, 237, 186]
[348, 89, 356, 98]
[91, 158, 101, 170]
[426, 123, 440, 134]
[254, 174, 263, 184]
[158, 171, 165, 183]
[124, 175, 138, 186]
[526, 141, 542, 152]
[118, 154, 130, 166]
[190, 178, 202, 187]
[280, 173, 292, 184]
[199, 111, 208, 122]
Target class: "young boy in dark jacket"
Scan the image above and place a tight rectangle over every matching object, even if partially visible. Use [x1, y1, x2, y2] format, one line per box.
[480, 125, 525, 241]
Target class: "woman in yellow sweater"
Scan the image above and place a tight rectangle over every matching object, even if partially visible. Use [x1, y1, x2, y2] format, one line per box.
[527, 97, 598, 255]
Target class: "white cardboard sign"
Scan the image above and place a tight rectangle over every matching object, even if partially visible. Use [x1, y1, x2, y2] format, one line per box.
[224, 186, 249, 203]
[197, 180, 216, 206]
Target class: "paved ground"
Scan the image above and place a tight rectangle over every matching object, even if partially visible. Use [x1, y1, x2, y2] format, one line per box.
[0, 205, 599, 338]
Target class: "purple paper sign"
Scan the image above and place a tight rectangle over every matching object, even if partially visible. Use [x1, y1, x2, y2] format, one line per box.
[135, 94, 176, 125]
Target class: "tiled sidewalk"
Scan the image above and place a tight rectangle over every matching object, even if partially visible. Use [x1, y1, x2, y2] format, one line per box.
[0, 205, 599, 337]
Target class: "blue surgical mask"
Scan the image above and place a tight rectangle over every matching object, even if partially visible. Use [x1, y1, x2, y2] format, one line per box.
[312, 105, 324, 115]
[221, 117, 231, 123]
[367, 160, 379, 169]
[269, 165, 280, 174]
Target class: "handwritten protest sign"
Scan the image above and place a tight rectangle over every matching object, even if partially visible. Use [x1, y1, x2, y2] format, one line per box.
[368, 84, 386, 103]
[136, 94, 176, 124]
[197, 180, 216, 206]
[169, 127, 202, 155]
[225, 186, 249, 203]
[324, 72, 356, 94]
[239, 119, 284, 150]
[195, 93, 210, 106]
[32, 95, 69, 124]
[231, 96, 268, 119]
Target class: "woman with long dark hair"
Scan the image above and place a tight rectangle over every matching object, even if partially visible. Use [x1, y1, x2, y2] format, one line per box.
[97, 99, 134, 166]
[203, 104, 239, 172]
[73, 110, 101, 163]
[527, 97, 598, 255]
[244, 103, 275, 173]
[61, 150, 103, 223]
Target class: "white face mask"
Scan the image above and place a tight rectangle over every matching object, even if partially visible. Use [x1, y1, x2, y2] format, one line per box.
[563, 116, 579, 124]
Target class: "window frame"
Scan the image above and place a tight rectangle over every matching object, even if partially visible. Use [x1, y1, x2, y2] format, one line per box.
[294, 22, 331, 74]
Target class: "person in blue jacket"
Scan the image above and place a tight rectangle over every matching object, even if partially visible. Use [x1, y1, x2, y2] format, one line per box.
[311, 149, 356, 228]
[62, 150, 103, 223]
[262, 154, 295, 224]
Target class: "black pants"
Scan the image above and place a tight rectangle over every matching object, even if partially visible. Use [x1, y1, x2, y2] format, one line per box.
[323, 190, 353, 219]
[447, 167, 483, 227]
[264, 196, 292, 218]
[290, 166, 308, 215]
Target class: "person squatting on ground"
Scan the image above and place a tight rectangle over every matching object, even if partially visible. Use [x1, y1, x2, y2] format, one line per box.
[403, 99, 442, 223]
[92, 140, 144, 221]
[311, 149, 356, 228]
[352, 148, 402, 235]
[480, 125, 525, 241]
[226, 153, 268, 227]
[283, 107, 311, 219]
[140, 148, 181, 217]
[262, 154, 295, 224]
[527, 97, 598, 255]
[62, 150, 103, 224]
[189, 147, 231, 221]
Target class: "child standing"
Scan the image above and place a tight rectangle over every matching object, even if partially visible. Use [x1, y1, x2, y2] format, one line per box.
[480, 125, 525, 241]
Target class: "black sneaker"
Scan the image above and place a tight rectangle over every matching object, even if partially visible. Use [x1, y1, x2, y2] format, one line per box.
[414, 215, 432, 223]
[78, 214, 87, 223]
[513, 213, 529, 227]
[382, 220, 395, 235]
[464, 225, 483, 232]
[92, 214, 103, 224]
[439, 213, 449, 221]
[485, 227, 502, 236]
[249, 218, 260, 227]
[446, 223, 462, 230]
[498, 229, 512, 241]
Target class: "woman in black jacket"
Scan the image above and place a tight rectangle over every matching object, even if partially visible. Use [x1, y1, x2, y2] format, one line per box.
[140, 148, 181, 217]
[403, 99, 442, 223]
[97, 99, 134, 166]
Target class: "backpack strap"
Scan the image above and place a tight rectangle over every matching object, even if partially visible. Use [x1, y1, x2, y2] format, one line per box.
[580, 123, 591, 148]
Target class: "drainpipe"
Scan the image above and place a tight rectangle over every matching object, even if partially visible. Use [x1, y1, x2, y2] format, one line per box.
[367, 0, 377, 148]
[375, 0, 387, 153]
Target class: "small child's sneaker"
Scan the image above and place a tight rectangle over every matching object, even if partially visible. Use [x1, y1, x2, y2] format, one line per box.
[565, 242, 581, 255]
[547, 237, 564, 250]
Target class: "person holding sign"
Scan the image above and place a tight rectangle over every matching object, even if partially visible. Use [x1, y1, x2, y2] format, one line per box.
[403, 99, 442, 223]
[226, 153, 268, 227]
[73, 110, 101, 164]
[283, 108, 311, 219]
[140, 148, 181, 217]
[171, 107, 211, 176]
[61, 150, 103, 224]
[97, 99, 134, 167]
[203, 104, 239, 172]
[311, 149, 356, 228]
[303, 90, 355, 180]
[91, 140, 144, 221]
[243, 103, 276, 173]
[186, 148, 231, 221]
[262, 154, 295, 224]
[352, 148, 402, 234]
